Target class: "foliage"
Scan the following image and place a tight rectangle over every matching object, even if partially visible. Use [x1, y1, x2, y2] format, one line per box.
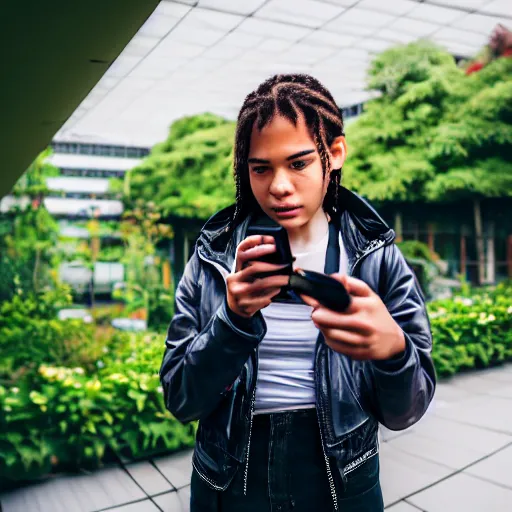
[0, 332, 195, 488]
[428, 281, 512, 376]
[97, 245, 125, 262]
[345, 42, 512, 204]
[11, 147, 59, 200]
[1, 149, 62, 300]
[397, 240, 440, 297]
[1, 282, 511, 486]
[397, 240, 438, 264]
[0, 205, 60, 300]
[91, 303, 126, 326]
[0, 288, 123, 382]
[129, 114, 236, 219]
[113, 200, 174, 330]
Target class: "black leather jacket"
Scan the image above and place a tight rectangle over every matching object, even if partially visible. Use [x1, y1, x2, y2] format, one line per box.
[160, 187, 436, 501]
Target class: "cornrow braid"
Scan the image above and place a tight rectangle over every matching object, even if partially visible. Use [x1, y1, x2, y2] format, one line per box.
[231, 73, 345, 230]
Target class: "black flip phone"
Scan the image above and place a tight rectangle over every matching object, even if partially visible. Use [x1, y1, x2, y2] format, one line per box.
[245, 223, 294, 270]
[245, 218, 294, 302]
[289, 269, 351, 312]
[244, 218, 352, 312]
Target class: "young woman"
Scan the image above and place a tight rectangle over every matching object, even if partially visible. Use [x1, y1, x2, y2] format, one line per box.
[160, 74, 436, 512]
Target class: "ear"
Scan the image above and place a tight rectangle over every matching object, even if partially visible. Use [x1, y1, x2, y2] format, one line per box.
[329, 136, 347, 170]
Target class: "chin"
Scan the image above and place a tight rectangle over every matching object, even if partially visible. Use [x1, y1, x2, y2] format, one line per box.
[273, 215, 308, 230]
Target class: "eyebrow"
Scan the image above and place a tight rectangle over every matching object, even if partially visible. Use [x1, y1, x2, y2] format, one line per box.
[247, 149, 316, 164]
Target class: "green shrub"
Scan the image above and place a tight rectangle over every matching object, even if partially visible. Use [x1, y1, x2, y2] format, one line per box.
[428, 282, 512, 376]
[1, 282, 511, 487]
[0, 333, 195, 488]
[0, 288, 123, 381]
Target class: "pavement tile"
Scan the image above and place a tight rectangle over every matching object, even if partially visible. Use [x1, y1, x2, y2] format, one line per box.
[408, 473, 512, 512]
[0, 466, 146, 512]
[152, 450, 193, 490]
[387, 415, 511, 470]
[153, 487, 190, 512]
[432, 381, 473, 404]
[488, 384, 512, 400]
[379, 443, 453, 507]
[447, 372, 503, 395]
[477, 364, 512, 383]
[432, 395, 512, 434]
[465, 444, 512, 489]
[125, 461, 174, 496]
[385, 502, 422, 511]
[106, 499, 160, 512]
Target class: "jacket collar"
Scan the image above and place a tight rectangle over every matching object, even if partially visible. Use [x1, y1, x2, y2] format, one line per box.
[196, 187, 395, 272]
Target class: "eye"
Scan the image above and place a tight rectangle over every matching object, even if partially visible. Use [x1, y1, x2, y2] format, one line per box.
[290, 160, 307, 170]
[251, 166, 269, 175]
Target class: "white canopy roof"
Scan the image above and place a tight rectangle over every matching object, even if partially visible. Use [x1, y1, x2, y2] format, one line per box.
[47, 177, 111, 194]
[54, 0, 511, 147]
[44, 198, 124, 217]
[47, 153, 142, 171]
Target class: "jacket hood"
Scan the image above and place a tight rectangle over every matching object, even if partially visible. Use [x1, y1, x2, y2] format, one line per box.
[196, 186, 395, 271]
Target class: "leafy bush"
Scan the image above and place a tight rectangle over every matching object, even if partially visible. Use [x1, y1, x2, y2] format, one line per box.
[0, 288, 125, 382]
[397, 240, 441, 297]
[397, 240, 437, 264]
[428, 281, 512, 376]
[0, 333, 195, 488]
[1, 282, 511, 488]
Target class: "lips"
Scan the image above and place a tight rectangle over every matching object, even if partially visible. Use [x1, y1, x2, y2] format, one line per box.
[272, 205, 302, 212]
[272, 205, 303, 219]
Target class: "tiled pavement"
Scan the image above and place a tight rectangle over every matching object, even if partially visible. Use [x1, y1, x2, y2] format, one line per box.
[2, 363, 512, 511]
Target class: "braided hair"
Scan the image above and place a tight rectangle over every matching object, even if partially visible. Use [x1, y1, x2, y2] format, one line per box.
[231, 73, 345, 229]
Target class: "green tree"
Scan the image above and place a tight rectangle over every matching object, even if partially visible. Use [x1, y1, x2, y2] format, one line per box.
[114, 200, 174, 330]
[1, 148, 60, 299]
[129, 113, 236, 219]
[345, 42, 512, 282]
[12, 147, 60, 205]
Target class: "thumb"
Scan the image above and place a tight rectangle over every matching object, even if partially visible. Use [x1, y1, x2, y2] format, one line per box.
[329, 273, 349, 289]
[338, 275, 373, 298]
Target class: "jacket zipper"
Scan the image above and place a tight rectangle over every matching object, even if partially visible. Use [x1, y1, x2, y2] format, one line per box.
[349, 238, 386, 276]
[315, 237, 387, 510]
[315, 341, 341, 511]
[197, 248, 259, 497]
[317, 402, 340, 510]
[243, 387, 256, 496]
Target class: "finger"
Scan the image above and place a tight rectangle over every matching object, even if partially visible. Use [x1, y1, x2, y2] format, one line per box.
[236, 235, 276, 271]
[241, 261, 290, 281]
[342, 276, 373, 298]
[248, 276, 289, 294]
[320, 328, 371, 348]
[299, 294, 321, 310]
[237, 244, 276, 271]
[243, 286, 283, 301]
[238, 296, 273, 313]
[312, 310, 372, 335]
[239, 235, 275, 251]
[328, 273, 349, 288]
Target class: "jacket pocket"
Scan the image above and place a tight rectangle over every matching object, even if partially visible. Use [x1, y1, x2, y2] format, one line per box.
[190, 465, 220, 512]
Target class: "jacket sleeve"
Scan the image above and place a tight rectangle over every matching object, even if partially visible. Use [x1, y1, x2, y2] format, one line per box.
[159, 248, 266, 424]
[362, 244, 436, 431]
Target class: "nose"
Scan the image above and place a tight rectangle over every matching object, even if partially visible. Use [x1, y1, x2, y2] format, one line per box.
[269, 168, 293, 198]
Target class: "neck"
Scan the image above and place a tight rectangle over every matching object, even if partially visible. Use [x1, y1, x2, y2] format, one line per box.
[287, 208, 329, 254]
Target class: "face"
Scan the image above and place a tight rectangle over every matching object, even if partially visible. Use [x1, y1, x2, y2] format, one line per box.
[247, 114, 345, 235]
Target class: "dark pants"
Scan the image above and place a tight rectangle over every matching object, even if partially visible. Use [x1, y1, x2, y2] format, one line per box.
[191, 408, 384, 511]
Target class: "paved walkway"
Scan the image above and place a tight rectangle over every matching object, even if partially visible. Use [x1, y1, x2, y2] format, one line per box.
[2, 364, 512, 511]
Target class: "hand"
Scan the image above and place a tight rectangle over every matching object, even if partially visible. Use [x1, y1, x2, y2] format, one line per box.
[226, 235, 290, 318]
[300, 274, 406, 361]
